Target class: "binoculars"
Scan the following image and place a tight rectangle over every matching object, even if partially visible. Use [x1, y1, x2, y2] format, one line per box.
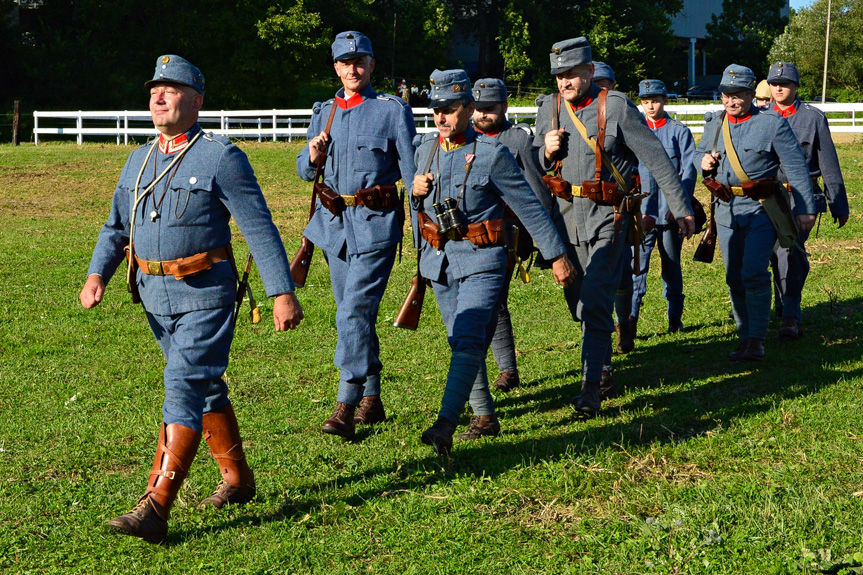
[432, 197, 468, 235]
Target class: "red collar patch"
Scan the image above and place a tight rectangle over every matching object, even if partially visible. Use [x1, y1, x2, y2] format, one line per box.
[646, 116, 668, 129]
[572, 95, 593, 111]
[773, 103, 797, 117]
[335, 92, 364, 109]
[475, 127, 500, 138]
[158, 132, 189, 154]
[439, 132, 467, 151]
[727, 112, 753, 124]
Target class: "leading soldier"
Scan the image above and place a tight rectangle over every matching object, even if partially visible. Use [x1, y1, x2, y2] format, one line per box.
[534, 37, 694, 415]
[80, 55, 303, 542]
[296, 32, 417, 439]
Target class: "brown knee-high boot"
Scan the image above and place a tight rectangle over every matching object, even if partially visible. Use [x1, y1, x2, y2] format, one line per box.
[109, 423, 201, 543]
[198, 404, 256, 509]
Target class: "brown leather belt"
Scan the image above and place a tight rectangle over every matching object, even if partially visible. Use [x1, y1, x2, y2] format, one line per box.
[417, 213, 505, 249]
[341, 185, 399, 210]
[135, 245, 231, 279]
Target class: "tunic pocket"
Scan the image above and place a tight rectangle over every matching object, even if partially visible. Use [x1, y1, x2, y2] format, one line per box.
[354, 135, 391, 171]
[166, 176, 216, 227]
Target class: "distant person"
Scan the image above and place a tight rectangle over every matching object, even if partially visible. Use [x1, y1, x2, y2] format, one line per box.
[592, 61, 616, 91]
[755, 79, 772, 109]
[80, 54, 303, 543]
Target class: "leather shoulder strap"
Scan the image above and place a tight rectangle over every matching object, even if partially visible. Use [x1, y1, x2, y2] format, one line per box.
[721, 114, 752, 184]
[306, 102, 339, 223]
[595, 90, 608, 181]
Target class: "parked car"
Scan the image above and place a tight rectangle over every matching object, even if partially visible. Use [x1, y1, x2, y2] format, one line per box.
[685, 84, 720, 101]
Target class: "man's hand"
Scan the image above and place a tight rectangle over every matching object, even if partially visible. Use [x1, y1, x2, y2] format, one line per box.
[544, 128, 567, 162]
[80, 274, 105, 309]
[308, 131, 330, 166]
[835, 214, 849, 228]
[273, 292, 304, 331]
[797, 214, 817, 234]
[642, 215, 656, 235]
[551, 254, 577, 289]
[676, 215, 695, 239]
[700, 152, 720, 173]
[412, 172, 434, 198]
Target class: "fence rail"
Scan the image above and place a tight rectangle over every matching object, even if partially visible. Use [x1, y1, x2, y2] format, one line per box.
[32, 103, 863, 144]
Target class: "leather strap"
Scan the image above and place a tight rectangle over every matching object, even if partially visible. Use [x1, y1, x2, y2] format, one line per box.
[550, 93, 563, 176]
[721, 114, 752, 184]
[307, 103, 339, 222]
[565, 91, 628, 191]
[135, 245, 230, 279]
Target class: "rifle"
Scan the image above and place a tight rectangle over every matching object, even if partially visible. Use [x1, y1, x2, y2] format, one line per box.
[234, 253, 261, 326]
[290, 103, 337, 288]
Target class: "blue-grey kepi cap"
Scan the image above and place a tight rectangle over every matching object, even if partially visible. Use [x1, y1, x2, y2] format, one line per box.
[429, 69, 473, 108]
[718, 64, 757, 93]
[550, 37, 592, 75]
[145, 55, 205, 95]
[473, 78, 508, 109]
[767, 61, 800, 85]
[592, 61, 615, 83]
[638, 79, 667, 98]
[332, 31, 373, 62]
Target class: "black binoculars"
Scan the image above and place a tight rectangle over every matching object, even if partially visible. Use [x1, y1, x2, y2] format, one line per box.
[432, 197, 467, 235]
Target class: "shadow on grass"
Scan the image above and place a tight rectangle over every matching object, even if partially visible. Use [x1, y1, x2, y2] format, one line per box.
[174, 295, 863, 541]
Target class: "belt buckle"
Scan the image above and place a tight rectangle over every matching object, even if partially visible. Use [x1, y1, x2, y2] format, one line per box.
[147, 261, 163, 276]
[342, 195, 358, 207]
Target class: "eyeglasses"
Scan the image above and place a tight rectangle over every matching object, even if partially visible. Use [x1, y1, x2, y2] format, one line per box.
[720, 93, 750, 103]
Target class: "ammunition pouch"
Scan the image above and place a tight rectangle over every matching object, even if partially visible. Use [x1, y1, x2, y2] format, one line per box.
[703, 177, 732, 202]
[354, 185, 399, 210]
[741, 178, 776, 200]
[316, 182, 345, 216]
[582, 180, 624, 207]
[543, 174, 573, 201]
[417, 212, 505, 249]
[418, 212, 446, 249]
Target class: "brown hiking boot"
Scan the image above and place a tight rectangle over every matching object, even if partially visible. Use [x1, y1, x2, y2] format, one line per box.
[493, 371, 520, 392]
[321, 402, 356, 439]
[353, 395, 386, 425]
[455, 415, 501, 441]
[421, 416, 457, 455]
[616, 319, 634, 354]
[198, 404, 256, 509]
[777, 317, 802, 341]
[741, 338, 765, 361]
[109, 423, 200, 543]
[600, 368, 618, 400]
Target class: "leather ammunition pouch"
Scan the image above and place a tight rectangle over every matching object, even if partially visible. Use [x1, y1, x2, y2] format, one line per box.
[703, 177, 732, 202]
[581, 179, 624, 207]
[353, 185, 399, 210]
[316, 182, 345, 216]
[543, 173, 573, 200]
[418, 212, 446, 249]
[741, 178, 776, 200]
[135, 245, 231, 280]
[417, 212, 505, 249]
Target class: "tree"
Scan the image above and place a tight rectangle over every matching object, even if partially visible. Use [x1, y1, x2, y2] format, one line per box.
[704, 0, 788, 74]
[497, 1, 530, 95]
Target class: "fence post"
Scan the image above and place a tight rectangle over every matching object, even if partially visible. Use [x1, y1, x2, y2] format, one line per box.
[12, 100, 20, 146]
[272, 111, 277, 142]
[124, 112, 129, 145]
[77, 112, 83, 145]
[33, 111, 38, 145]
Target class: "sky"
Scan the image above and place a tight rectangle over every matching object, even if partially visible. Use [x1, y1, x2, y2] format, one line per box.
[790, 0, 813, 8]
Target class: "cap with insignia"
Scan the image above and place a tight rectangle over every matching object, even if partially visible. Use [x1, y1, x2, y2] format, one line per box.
[145, 55, 205, 95]
[767, 61, 800, 85]
[592, 61, 615, 83]
[718, 64, 757, 93]
[638, 79, 667, 98]
[332, 31, 374, 62]
[472, 78, 508, 109]
[549, 37, 592, 75]
[428, 69, 473, 109]
[755, 79, 772, 100]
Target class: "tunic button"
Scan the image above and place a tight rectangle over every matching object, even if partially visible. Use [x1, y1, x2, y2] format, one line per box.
[436, 250, 441, 255]
[189, 177, 198, 185]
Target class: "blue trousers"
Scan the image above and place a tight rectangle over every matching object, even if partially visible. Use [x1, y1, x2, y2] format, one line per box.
[431, 262, 506, 423]
[146, 305, 234, 432]
[631, 225, 685, 319]
[771, 228, 810, 323]
[325, 245, 397, 406]
[489, 270, 517, 373]
[717, 210, 776, 341]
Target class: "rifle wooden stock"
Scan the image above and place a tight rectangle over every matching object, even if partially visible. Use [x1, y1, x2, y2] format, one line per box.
[393, 274, 427, 330]
[290, 237, 314, 288]
[693, 197, 717, 264]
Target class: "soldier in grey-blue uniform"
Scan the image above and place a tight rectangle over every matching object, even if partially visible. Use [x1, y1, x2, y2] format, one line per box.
[767, 61, 850, 341]
[695, 64, 816, 361]
[471, 77, 554, 394]
[592, 61, 616, 91]
[412, 69, 575, 454]
[80, 55, 303, 543]
[633, 79, 697, 331]
[296, 32, 417, 439]
[534, 37, 694, 414]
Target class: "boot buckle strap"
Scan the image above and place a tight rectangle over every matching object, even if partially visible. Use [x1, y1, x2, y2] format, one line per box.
[152, 469, 177, 481]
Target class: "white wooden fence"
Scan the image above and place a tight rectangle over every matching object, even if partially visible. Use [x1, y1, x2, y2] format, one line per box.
[32, 103, 863, 145]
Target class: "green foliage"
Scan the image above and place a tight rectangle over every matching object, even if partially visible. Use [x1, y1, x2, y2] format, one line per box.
[256, 1, 329, 57]
[705, 0, 788, 75]
[497, 1, 531, 84]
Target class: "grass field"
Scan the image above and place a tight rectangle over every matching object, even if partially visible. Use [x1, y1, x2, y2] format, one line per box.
[1, 137, 863, 574]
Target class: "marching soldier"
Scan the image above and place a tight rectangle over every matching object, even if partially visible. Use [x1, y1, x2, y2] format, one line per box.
[296, 31, 417, 439]
[534, 37, 695, 414]
[80, 55, 303, 542]
[632, 79, 697, 332]
[767, 61, 850, 341]
[695, 64, 816, 361]
[592, 62, 616, 91]
[471, 77, 554, 393]
[412, 69, 576, 454]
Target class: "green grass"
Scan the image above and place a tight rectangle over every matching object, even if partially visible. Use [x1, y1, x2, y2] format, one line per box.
[1, 140, 863, 573]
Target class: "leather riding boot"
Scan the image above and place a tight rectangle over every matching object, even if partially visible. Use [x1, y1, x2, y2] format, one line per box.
[421, 416, 457, 455]
[198, 404, 256, 509]
[629, 315, 638, 341]
[493, 370, 520, 392]
[569, 380, 601, 417]
[777, 317, 802, 341]
[616, 319, 634, 354]
[668, 316, 684, 333]
[455, 414, 501, 441]
[600, 367, 618, 400]
[353, 395, 386, 425]
[321, 402, 356, 439]
[109, 423, 201, 543]
[741, 338, 765, 361]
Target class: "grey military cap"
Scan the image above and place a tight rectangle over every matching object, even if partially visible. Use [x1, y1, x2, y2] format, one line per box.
[472, 78, 508, 109]
[145, 55, 205, 95]
[718, 64, 757, 93]
[428, 69, 473, 109]
[549, 37, 592, 75]
[592, 61, 615, 83]
[638, 79, 667, 98]
[767, 61, 800, 85]
[332, 31, 373, 62]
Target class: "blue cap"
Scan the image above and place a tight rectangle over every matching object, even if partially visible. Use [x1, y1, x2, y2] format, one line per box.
[428, 69, 473, 108]
[592, 61, 615, 83]
[145, 55, 205, 95]
[718, 64, 757, 93]
[638, 79, 667, 98]
[767, 61, 800, 85]
[472, 78, 508, 108]
[332, 31, 373, 62]
[549, 37, 592, 75]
